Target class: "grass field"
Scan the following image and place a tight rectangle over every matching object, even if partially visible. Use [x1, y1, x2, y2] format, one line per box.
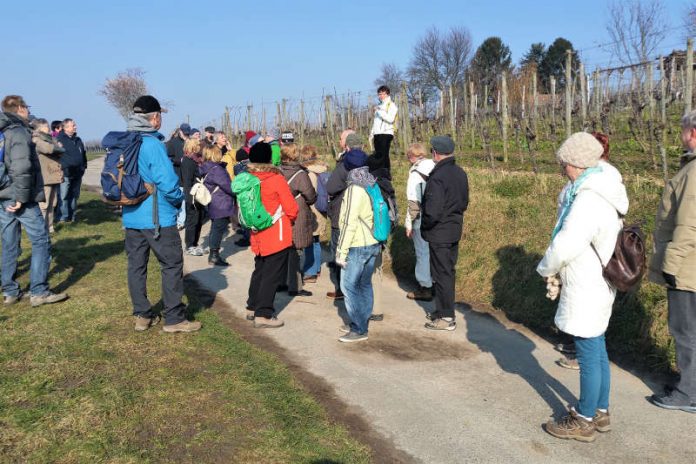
[0, 193, 371, 463]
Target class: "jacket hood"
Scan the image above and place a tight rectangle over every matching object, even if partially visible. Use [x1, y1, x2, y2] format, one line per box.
[577, 161, 629, 216]
[0, 112, 28, 131]
[348, 166, 376, 188]
[412, 158, 435, 176]
[280, 163, 303, 175]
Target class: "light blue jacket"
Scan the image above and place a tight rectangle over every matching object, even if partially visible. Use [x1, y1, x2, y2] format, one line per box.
[122, 115, 182, 229]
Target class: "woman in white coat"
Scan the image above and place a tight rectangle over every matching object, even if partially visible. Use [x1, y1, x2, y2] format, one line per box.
[537, 132, 628, 442]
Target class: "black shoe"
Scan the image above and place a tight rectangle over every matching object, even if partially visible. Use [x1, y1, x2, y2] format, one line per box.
[208, 249, 229, 266]
[276, 284, 289, 292]
[289, 290, 312, 297]
[650, 392, 696, 413]
[369, 313, 384, 321]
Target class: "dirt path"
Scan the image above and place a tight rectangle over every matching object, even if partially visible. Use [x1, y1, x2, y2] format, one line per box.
[85, 157, 696, 463]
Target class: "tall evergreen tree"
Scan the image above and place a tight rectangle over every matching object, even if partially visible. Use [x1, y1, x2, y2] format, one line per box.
[469, 37, 513, 94]
[538, 37, 579, 93]
[520, 42, 546, 70]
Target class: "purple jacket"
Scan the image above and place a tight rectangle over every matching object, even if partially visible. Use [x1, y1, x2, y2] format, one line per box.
[199, 161, 234, 219]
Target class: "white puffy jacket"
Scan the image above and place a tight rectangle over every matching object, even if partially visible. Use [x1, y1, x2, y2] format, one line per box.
[537, 164, 629, 338]
[405, 158, 435, 230]
[370, 97, 398, 136]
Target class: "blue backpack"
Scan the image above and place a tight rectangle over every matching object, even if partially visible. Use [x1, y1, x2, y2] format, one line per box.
[314, 171, 330, 214]
[100, 131, 153, 205]
[363, 183, 391, 242]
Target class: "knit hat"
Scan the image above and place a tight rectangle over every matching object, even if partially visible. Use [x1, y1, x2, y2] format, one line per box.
[245, 130, 257, 143]
[556, 132, 603, 168]
[430, 135, 455, 155]
[190, 127, 200, 135]
[345, 133, 363, 149]
[133, 95, 165, 113]
[249, 142, 272, 164]
[249, 134, 263, 147]
[343, 149, 368, 171]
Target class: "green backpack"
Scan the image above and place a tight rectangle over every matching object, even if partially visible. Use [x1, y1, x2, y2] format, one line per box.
[231, 172, 276, 232]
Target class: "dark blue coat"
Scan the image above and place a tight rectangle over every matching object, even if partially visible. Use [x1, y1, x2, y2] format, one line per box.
[57, 131, 87, 177]
[199, 161, 234, 219]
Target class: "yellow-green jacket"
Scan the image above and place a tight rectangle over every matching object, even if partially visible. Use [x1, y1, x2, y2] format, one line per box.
[650, 152, 696, 291]
[337, 182, 378, 262]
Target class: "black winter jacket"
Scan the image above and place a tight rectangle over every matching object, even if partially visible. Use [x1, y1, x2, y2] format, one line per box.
[421, 157, 469, 244]
[326, 161, 349, 229]
[57, 131, 87, 177]
[166, 135, 185, 181]
[0, 112, 45, 203]
[180, 156, 200, 207]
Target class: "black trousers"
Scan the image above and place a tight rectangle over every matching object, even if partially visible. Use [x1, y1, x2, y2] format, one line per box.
[668, 289, 696, 399]
[429, 242, 459, 319]
[125, 226, 186, 325]
[372, 134, 393, 172]
[209, 217, 230, 250]
[184, 203, 206, 249]
[247, 247, 290, 318]
[329, 227, 341, 292]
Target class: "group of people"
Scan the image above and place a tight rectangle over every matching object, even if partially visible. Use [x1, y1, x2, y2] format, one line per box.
[3, 87, 695, 444]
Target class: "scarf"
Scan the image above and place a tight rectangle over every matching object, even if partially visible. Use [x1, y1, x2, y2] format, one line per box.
[551, 165, 603, 239]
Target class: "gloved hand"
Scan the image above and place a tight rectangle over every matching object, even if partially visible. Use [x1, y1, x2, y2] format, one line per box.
[663, 272, 677, 288]
[545, 275, 562, 301]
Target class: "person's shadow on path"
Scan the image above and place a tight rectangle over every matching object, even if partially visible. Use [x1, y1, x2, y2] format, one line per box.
[461, 306, 577, 417]
[50, 235, 124, 293]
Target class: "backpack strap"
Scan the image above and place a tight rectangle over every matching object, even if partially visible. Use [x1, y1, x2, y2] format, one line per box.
[152, 185, 160, 240]
[287, 170, 303, 199]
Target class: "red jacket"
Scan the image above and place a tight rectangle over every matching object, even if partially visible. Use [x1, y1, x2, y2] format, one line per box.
[249, 164, 299, 256]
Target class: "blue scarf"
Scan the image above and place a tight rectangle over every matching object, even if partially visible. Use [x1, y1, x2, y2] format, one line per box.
[552, 165, 603, 239]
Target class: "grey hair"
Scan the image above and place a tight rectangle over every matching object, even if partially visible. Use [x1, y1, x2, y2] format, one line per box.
[213, 131, 226, 143]
[681, 110, 696, 130]
[31, 117, 49, 129]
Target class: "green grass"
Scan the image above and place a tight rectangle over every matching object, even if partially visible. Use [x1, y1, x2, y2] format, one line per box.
[0, 193, 371, 463]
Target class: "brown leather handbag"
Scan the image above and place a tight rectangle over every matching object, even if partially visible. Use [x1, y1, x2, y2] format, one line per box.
[591, 225, 646, 292]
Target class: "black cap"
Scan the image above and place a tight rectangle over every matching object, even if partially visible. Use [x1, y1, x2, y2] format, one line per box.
[430, 135, 455, 155]
[132, 95, 163, 114]
[204, 126, 215, 133]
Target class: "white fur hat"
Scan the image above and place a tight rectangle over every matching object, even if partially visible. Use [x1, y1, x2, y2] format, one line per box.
[556, 132, 603, 168]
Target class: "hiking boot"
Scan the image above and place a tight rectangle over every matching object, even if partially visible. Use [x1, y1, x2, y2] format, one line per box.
[162, 320, 202, 333]
[369, 313, 384, 321]
[554, 342, 577, 355]
[326, 291, 344, 300]
[556, 355, 580, 370]
[254, 317, 284, 328]
[30, 291, 68, 307]
[339, 331, 368, 343]
[246, 309, 256, 321]
[208, 249, 229, 266]
[303, 275, 318, 284]
[593, 410, 611, 432]
[544, 409, 596, 442]
[289, 290, 312, 297]
[4, 291, 25, 306]
[339, 324, 351, 334]
[650, 392, 696, 413]
[134, 315, 161, 332]
[425, 318, 456, 331]
[407, 286, 433, 301]
[186, 246, 204, 256]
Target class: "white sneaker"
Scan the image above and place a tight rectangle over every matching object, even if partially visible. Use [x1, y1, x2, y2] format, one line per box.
[186, 246, 203, 256]
[196, 246, 210, 254]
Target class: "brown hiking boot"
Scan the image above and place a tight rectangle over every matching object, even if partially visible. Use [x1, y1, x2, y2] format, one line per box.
[326, 291, 344, 300]
[407, 286, 433, 301]
[246, 309, 256, 321]
[556, 355, 580, 370]
[593, 410, 611, 432]
[544, 410, 596, 442]
[303, 275, 318, 284]
[253, 317, 284, 328]
[162, 320, 202, 333]
[134, 315, 161, 332]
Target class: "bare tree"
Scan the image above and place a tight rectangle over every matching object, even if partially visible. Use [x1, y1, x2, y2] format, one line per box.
[374, 63, 404, 93]
[98, 68, 148, 121]
[606, 0, 668, 65]
[407, 26, 472, 96]
[684, 3, 696, 39]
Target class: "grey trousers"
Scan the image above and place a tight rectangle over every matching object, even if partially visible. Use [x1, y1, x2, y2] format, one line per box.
[668, 289, 696, 400]
[287, 248, 304, 293]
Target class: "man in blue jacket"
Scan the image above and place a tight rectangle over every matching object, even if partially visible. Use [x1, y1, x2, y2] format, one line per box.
[56, 118, 87, 223]
[123, 95, 201, 333]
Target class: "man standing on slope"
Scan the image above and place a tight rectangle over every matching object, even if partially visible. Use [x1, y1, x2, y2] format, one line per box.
[368, 85, 398, 173]
[420, 135, 469, 331]
[121, 95, 201, 333]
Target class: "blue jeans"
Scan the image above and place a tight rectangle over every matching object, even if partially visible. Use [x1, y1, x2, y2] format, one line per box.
[0, 201, 51, 297]
[176, 187, 186, 228]
[303, 236, 322, 276]
[57, 174, 82, 222]
[574, 334, 610, 417]
[340, 243, 381, 335]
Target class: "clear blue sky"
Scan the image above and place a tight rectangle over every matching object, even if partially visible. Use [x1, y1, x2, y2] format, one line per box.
[4, 0, 688, 141]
